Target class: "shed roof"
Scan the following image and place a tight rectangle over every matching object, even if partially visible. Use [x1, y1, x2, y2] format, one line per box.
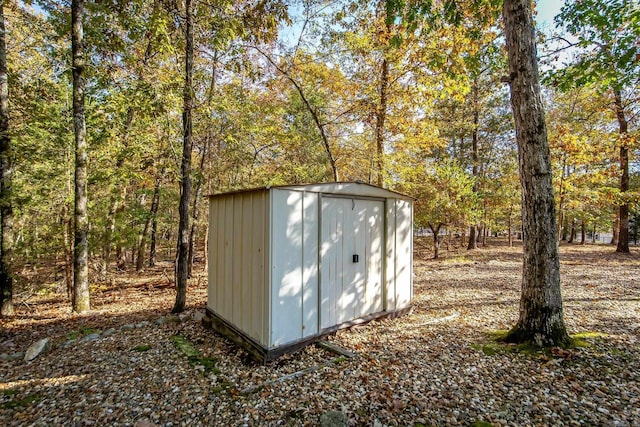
[207, 181, 413, 201]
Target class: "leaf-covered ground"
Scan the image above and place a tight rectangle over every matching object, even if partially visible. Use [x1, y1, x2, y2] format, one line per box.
[1, 241, 639, 426]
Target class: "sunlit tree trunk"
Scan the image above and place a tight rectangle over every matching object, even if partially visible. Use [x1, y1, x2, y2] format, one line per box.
[613, 89, 629, 253]
[173, 0, 194, 313]
[72, 0, 90, 313]
[503, 0, 569, 347]
[0, 1, 13, 316]
[428, 223, 442, 259]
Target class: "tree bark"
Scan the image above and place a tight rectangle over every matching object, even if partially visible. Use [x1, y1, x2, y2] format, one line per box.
[72, 0, 90, 313]
[610, 213, 619, 245]
[428, 223, 442, 259]
[502, 0, 569, 347]
[468, 76, 480, 250]
[567, 219, 575, 244]
[173, 0, 194, 313]
[613, 89, 629, 253]
[148, 173, 161, 267]
[0, 1, 13, 316]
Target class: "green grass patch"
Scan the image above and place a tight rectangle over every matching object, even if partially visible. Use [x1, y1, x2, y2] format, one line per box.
[570, 331, 609, 348]
[189, 356, 221, 374]
[211, 380, 233, 394]
[0, 392, 42, 409]
[170, 335, 200, 358]
[131, 345, 152, 352]
[473, 330, 610, 358]
[471, 421, 493, 427]
[68, 326, 101, 341]
[171, 335, 221, 374]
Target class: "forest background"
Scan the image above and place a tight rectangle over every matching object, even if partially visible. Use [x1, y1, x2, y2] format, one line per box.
[1, 0, 638, 312]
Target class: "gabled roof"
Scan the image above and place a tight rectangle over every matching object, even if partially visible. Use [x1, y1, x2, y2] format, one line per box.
[207, 181, 413, 201]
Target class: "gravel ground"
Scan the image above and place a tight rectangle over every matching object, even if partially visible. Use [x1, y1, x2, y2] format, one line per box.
[1, 242, 639, 426]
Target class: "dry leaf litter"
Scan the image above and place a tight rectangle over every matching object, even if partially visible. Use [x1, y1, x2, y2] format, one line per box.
[1, 242, 639, 426]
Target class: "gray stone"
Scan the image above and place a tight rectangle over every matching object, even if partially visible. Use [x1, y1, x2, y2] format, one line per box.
[154, 317, 167, 325]
[24, 338, 51, 362]
[61, 339, 77, 348]
[0, 352, 23, 361]
[121, 324, 135, 331]
[136, 321, 151, 328]
[102, 328, 117, 336]
[320, 410, 348, 427]
[80, 333, 101, 343]
[134, 419, 157, 427]
[193, 311, 205, 322]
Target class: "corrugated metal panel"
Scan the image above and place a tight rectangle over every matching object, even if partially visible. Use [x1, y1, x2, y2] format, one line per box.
[207, 190, 269, 346]
[270, 189, 318, 346]
[320, 197, 384, 330]
[395, 200, 413, 308]
[384, 200, 397, 311]
[301, 192, 319, 338]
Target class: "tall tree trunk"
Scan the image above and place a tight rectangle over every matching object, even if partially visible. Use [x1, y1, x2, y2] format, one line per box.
[173, 0, 194, 313]
[61, 205, 73, 299]
[468, 77, 480, 250]
[502, 0, 569, 347]
[567, 219, 575, 244]
[374, 20, 390, 188]
[72, 0, 90, 313]
[187, 143, 208, 278]
[429, 223, 442, 259]
[557, 158, 567, 241]
[115, 188, 128, 270]
[610, 213, 619, 245]
[148, 174, 161, 267]
[136, 192, 152, 272]
[613, 89, 629, 253]
[0, 1, 13, 316]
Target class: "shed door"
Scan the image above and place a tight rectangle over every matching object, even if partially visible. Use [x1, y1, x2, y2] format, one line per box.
[320, 197, 384, 329]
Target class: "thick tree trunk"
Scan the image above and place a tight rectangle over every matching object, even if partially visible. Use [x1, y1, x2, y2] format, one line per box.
[502, 0, 569, 347]
[613, 89, 629, 253]
[72, 0, 90, 313]
[0, 1, 13, 316]
[468, 225, 477, 250]
[173, 0, 194, 313]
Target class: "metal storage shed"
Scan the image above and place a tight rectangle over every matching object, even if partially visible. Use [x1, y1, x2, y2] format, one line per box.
[204, 182, 413, 362]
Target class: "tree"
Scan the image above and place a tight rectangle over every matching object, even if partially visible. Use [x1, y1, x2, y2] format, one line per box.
[0, 0, 13, 316]
[72, 0, 90, 313]
[502, 0, 569, 346]
[550, 0, 640, 253]
[173, 0, 194, 313]
[404, 159, 476, 259]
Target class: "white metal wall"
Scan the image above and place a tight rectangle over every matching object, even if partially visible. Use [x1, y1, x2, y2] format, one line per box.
[385, 199, 413, 310]
[319, 197, 384, 330]
[208, 184, 413, 351]
[269, 189, 319, 347]
[207, 191, 269, 345]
